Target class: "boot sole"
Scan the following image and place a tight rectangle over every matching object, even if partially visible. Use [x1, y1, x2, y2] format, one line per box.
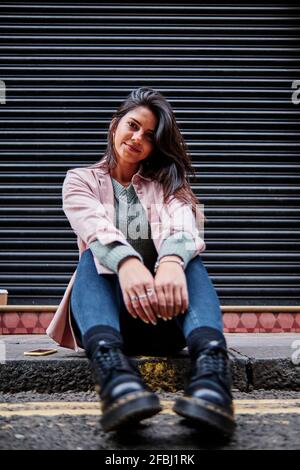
[173, 396, 236, 437]
[101, 390, 162, 432]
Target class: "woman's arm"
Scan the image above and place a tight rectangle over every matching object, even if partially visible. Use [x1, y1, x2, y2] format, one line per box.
[156, 231, 197, 269]
[89, 239, 143, 274]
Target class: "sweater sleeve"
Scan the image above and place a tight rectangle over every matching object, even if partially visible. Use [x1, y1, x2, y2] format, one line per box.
[157, 231, 197, 269]
[89, 239, 143, 274]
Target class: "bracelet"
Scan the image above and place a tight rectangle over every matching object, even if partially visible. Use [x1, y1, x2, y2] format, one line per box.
[154, 259, 184, 273]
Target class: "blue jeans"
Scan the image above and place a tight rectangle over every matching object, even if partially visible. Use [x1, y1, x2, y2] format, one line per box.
[70, 249, 223, 356]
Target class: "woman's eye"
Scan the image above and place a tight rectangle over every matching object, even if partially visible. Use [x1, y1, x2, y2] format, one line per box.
[128, 122, 154, 140]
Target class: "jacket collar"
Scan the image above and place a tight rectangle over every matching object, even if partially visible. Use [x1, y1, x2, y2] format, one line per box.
[92, 155, 152, 182]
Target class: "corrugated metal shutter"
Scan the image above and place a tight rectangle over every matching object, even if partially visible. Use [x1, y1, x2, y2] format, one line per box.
[0, 1, 299, 305]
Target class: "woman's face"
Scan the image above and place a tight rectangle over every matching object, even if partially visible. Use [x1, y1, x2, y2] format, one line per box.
[113, 106, 157, 165]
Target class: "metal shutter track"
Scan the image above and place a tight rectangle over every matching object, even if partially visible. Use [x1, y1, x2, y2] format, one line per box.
[0, 1, 299, 305]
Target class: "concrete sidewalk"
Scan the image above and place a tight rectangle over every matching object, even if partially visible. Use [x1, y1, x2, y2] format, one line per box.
[0, 333, 299, 393]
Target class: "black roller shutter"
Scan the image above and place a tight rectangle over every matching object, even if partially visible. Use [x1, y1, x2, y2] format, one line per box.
[0, 1, 299, 305]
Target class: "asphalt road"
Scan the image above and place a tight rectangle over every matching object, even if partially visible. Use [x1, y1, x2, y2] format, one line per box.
[0, 390, 299, 450]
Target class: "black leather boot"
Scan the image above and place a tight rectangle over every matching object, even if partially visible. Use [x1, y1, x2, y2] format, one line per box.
[90, 339, 162, 432]
[173, 340, 236, 437]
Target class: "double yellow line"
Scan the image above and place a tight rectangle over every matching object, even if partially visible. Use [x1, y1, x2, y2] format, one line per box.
[0, 399, 299, 417]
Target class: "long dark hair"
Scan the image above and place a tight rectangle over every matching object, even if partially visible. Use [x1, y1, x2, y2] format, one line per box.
[99, 87, 206, 224]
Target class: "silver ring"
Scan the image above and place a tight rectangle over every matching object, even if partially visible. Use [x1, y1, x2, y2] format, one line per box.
[131, 290, 154, 302]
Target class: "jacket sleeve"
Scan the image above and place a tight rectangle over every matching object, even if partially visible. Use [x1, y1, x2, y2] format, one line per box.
[158, 195, 206, 256]
[157, 232, 197, 269]
[89, 240, 143, 274]
[62, 169, 132, 248]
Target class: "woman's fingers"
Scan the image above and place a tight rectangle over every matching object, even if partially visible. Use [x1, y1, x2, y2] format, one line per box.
[125, 287, 158, 325]
[134, 290, 158, 325]
[118, 259, 160, 325]
[140, 301, 158, 325]
[144, 287, 161, 320]
[173, 284, 184, 316]
[181, 286, 189, 314]
[163, 284, 175, 320]
[123, 291, 139, 319]
[154, 285, 168, 321]
[119, 258, 189, 324]
[124, 290, 149, 323]
[154, 262, 188, 320]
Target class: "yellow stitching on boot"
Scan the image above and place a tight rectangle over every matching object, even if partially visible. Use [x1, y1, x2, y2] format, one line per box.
[102, 391, 154, 413]
[180, 396, 235, 421]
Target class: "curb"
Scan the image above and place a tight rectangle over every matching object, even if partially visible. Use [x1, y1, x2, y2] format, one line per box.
[1, 334, 299, 393]
[0, 350, 299, 393]
[0, 353, 248, 393]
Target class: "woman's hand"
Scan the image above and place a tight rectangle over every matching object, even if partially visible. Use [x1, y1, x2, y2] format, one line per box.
[154, 256, 189, 320]
[118, 257, 159, 325]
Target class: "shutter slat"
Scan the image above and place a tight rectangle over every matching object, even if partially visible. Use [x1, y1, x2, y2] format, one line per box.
[0, 1, 299, 305]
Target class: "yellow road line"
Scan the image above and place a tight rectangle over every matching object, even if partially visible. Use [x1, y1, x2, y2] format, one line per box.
[0, 399, 299, 418]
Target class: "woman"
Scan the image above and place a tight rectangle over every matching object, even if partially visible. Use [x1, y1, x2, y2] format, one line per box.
[47, 87, 236, 436]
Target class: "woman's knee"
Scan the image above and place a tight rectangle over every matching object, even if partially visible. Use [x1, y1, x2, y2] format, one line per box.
[76, 248, 95, 273]
[80, 248, 93, 263]
[186, 255, 206, 275]
[185, 255, 218, 294]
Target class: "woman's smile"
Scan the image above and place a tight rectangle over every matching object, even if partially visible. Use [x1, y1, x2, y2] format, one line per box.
[125, 142, 141, 153]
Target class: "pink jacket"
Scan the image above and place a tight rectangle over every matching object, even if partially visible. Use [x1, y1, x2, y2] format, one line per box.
[46, 156, 206, 351]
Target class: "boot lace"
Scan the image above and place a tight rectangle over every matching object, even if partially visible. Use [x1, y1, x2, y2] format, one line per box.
[93, 340, 140, 381]
[191, 343, 231, 387]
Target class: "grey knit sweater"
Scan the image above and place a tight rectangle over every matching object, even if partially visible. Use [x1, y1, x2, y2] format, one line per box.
[89, 177, 196, 274]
